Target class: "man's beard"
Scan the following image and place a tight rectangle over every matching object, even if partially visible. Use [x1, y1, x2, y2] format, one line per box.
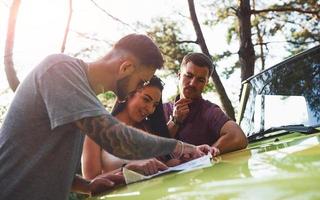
[183, 86, 197, 99]
[115, 75, 131, 102]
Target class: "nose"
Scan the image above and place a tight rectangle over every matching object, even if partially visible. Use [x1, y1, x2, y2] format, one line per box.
[189, 77, 197, 86]
[145, 103, 155, 115]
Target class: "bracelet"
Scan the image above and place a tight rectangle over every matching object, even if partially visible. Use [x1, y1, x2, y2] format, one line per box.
[178, 141, 184, 158]
[171, 141, 184, 159]
[121, 163, 127, 172]
[170, 115, 183, 127]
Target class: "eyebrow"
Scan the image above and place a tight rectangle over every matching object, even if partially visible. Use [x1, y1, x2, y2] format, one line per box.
[144, 94, 153, 101]
[185, 72, 206, 80]
[144, 94, 160, 104]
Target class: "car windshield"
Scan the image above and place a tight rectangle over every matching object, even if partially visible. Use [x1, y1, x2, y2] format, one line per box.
[240, 46, 320, 137]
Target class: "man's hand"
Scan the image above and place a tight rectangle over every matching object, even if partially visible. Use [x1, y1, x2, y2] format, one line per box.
[125, 158, 168, 176]
[173, 98, 192, 123]
[165, 158, 182, 167]
[89, 174, 124, 196]
[171, 141, 211, 160]
[211, 146, 220, 157]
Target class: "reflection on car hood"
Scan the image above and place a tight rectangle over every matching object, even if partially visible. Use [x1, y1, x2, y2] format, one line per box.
[88, 131, 320, 200]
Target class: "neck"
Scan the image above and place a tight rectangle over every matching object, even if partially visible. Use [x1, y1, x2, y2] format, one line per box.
[86, 58, 117, 95]
[115, 110, 136, 127]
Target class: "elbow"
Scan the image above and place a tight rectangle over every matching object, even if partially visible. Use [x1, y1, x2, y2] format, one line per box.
[241, 137, 249, 149]
[238, 134, 248, 149]
[82, 172, 96, 180]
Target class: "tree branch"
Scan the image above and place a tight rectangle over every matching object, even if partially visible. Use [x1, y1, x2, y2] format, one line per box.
[174, 40, 198, 44]
[89, 0, 137, 32]
[4, 0, 21, 92]
[252, 7, 320, 18]
[61, 0, 73, 53]
[74, 31, 113, 45]
[229, 6, 238, 14]
[254, 40, 316, 46]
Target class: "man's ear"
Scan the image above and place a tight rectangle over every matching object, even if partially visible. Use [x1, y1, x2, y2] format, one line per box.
[118, 60, 135, 77]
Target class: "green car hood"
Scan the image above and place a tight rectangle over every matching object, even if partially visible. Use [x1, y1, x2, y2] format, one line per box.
[88, 131, 320, 200]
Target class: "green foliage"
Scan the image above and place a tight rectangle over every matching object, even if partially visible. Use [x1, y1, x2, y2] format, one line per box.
[0, 105, 8, 126]
[212, 51, 233, 62]
[203, 81, 216, 93]
[97, 91, 116, 112]
[146, 18, 195, 74]
[203, 0, 319, 73]
[258, 0, 319, 55]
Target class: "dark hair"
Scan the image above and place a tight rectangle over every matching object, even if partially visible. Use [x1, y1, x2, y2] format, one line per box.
[111, 76, 170, 138]
[181, 52, 213, 76]
[113, 34, 164, 69]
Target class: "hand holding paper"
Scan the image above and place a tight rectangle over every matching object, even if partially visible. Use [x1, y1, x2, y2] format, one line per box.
[171, 141, 212, 160]
[123, 153, 213, 184]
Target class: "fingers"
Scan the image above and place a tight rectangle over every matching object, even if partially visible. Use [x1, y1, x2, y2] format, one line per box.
[145, 160, 156, 175]
[196, 145, 220, 157]
[145, 159, 167, 175]
[154, 159, 168, 171]
[92, 173, 125, 186]
[90, 178, 115, 196]
[197, 144, 211, 154]
[102, 174, 125, 185]
[175, 98, 192, 105]
[174, 98, 192, 121]
[180, 143, 201, 159]
[165, 159, 181, 167]
[126, 159, 168, 176]
[211, 146, 220, 157]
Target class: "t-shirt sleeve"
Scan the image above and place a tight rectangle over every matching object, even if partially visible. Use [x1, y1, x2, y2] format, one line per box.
[206, 104, 230, 137]
[38, 61, 108, 129]
[162, 102, 173, 122]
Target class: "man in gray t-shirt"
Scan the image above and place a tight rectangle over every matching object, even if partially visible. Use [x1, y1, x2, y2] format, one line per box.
[0, 34, 211, 200]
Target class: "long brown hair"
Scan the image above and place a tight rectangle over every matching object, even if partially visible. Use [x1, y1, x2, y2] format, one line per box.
[111, 76, 170, 138]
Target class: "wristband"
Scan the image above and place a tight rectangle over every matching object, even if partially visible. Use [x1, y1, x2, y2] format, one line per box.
[121, 163, 127, 172]
[170, 141, 184, 159]
[170, 115, 183, 126]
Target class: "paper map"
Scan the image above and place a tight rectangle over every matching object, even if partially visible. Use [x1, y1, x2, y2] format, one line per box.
[123, 154, 212, 184]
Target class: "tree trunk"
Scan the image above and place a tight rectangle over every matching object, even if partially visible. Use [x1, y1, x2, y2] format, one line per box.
[188, 0, 235, 120]
[255, 24, 265, 70]
[237, 0, 255, 81]
[61, 0, 73, 53]
[4, 0, 21, 92]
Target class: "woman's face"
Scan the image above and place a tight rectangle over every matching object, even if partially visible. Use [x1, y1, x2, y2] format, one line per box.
[126, 86, 162, 123]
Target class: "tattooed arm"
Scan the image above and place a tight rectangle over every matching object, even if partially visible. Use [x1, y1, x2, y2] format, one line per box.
[75, 115, 180, 160]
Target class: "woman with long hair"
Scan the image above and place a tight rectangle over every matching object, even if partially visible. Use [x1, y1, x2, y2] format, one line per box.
[82, 76, 175, 179]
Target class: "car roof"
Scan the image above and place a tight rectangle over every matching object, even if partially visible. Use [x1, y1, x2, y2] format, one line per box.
[242, 45, 320, 84]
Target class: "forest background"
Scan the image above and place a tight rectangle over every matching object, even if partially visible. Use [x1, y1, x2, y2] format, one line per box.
[1, 0, 319, 123]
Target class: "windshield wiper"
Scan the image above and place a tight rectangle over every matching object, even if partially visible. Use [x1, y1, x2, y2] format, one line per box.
[248, 124, 319, 142]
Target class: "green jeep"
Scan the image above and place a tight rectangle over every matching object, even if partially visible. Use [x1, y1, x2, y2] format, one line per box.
[88, 45, 320, 200]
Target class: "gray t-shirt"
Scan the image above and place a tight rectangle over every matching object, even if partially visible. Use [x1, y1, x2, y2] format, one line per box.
[0, 54, 108, 200]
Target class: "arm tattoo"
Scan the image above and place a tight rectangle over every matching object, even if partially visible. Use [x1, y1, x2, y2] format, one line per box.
[75, 114, 177, 160]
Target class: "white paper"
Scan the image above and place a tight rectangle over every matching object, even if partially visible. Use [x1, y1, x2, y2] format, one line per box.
[123, 154, 212, 184]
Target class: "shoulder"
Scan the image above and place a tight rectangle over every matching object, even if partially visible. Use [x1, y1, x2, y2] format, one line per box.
[201, 99, 228, 118]
[200, 99, 220, 110]
[37, 54, 85, 72]
[36, 54, 87, 79]
[44, 53, 79, 63]
[163, 101, 174, 111]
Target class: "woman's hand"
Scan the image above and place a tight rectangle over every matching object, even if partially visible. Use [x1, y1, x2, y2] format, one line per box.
[89, 173, 124, 196]
[125, 158, 168, 176]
